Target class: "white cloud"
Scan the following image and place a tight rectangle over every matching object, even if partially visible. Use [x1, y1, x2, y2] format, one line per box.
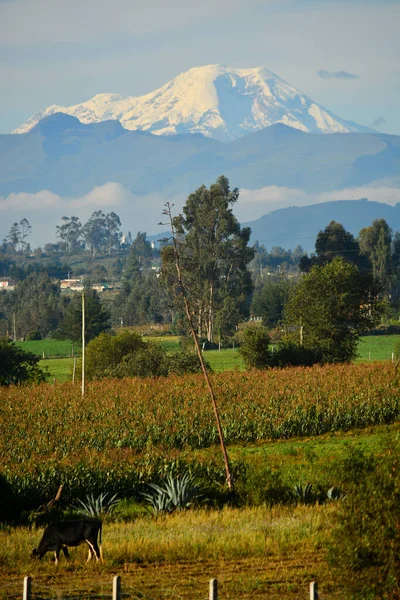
[0, 189, 61, 210]
[69, 182, 129, 208]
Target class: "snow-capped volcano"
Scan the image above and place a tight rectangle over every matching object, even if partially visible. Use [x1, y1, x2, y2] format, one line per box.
[13, 64, 370, 141]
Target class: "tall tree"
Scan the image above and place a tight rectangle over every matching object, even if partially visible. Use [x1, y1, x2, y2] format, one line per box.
[56, 216, 82, 253]
[251, 276, 295, 328]
[284, 257, 383, 363]
[56, 289, 111, 342]
[5, 219, 32, 253]
[358, 219, 392, 291]
[82, 211, 107, 258]
[131, 232, 153, 267]
[7, 273, 63, 338]
[104, 212, 122, 255]
[163, 176, 254, 342]
[300, 221, 365, 272]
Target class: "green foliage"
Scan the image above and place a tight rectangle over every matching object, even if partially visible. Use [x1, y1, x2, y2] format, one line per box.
[238, 327, 272, 369]
[0, 338, 48, 386]
[71, 492, 120, 519]
[167, 351, 204, 375]
[85, 331, 145, 379]
[142, 472, 202, 514]
[284, 257, 384, 363]
[85, 331, 204, 380]
[26, 330, 42, 341]
[329, 444, 400, 597]
[116, 343, 168, 378]
[56, 288, 111, 343]
[291, 482, 319, 505]
[271, 341, 322, 368]
[251, 277, 295, 328]
[6, 272, 64, 338]
[164, 176, 254, 343]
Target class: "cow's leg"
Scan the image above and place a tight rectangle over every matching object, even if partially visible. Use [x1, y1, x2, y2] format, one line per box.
[86, 539, 100, 562]
[54, 548, 60, 564]
[86, 542, 94, 563]
[62, 546, 70, 560]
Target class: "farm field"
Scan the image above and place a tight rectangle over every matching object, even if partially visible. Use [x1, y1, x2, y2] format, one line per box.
[1, 359, 399, 598]
[0, 504, 341, 599]
[1, 422, 399, 599]
[1, 363, 399, 502]
[357, 333, 400, 362]
[36, 333, 400, 382]
[15, 339, 80, 358]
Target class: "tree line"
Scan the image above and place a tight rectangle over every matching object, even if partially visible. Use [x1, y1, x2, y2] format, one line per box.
[1, 175, 400, 368]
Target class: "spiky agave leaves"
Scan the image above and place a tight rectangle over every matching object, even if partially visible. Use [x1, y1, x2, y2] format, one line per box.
[142, 472, 202, 514]
[71, 491, 120, 518]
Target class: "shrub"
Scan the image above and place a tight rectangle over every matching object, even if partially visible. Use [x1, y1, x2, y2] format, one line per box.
[0, 338, 48, 386]
[167, 351, 206, 375]
[238, 327, 272, 369]
[116, 344, 169, 378]
[271, 341, 322, 368]
[328, 443, 400, 597]
[26, 330, 42, 341]
[85, 331, 146, 379]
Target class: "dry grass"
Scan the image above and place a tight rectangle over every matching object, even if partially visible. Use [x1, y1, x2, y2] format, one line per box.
[0, 504, 343, 599]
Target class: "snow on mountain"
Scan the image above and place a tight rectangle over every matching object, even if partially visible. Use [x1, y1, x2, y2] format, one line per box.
[13, 65, 370, 141]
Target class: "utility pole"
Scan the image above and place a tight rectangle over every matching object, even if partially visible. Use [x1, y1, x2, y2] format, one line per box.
[81, 292, 85, 397]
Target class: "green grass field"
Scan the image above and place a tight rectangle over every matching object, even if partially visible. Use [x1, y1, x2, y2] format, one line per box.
[15, 339, 80, 357]
[356, 333, 400, 361]
[36, 333, 400, 382]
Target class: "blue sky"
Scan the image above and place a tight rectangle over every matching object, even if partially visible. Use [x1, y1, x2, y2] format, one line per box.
[1, 0, 399, 134]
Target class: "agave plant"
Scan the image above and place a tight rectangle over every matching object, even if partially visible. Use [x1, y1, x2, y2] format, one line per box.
[291, 482, 316, 505]
[327, 485, 347, 501]
[142, 472, 202, 514]
[71, 491, 120, 518]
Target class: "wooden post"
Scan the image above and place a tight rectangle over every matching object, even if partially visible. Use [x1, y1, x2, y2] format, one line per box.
[23, 576, 31, 600]
[112, 575, 121, 600]
[72, 356, 77, 384]
[81, 292, 85, 397]
[310, 581, 318, 600]
[209, 578, 218, 600]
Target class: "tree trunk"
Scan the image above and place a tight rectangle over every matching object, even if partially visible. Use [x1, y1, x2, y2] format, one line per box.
[207, 280, 214, 343]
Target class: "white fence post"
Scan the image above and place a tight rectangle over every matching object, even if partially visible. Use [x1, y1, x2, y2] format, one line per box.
[112, 575, 121, 600]
[310, 580, 318, 600]
[209, 578, 218, 600]
[23, 576, 31, 600]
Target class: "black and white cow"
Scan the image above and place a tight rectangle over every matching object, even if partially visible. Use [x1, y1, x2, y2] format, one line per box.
[31, 518, 102, 564]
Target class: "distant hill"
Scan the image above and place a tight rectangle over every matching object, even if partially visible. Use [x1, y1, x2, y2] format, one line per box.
[1, 114, 400, 247]
[1, 115, 399, 198]
[244, 199, 400, 252]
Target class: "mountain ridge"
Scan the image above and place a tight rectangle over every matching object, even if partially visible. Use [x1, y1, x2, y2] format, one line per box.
[13, 64, 372, 141]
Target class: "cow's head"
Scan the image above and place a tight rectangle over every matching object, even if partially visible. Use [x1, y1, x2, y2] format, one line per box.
[31, 548, 40, 559]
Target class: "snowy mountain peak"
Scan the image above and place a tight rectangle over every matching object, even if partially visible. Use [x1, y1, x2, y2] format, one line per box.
[13, 64, 370, 140]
